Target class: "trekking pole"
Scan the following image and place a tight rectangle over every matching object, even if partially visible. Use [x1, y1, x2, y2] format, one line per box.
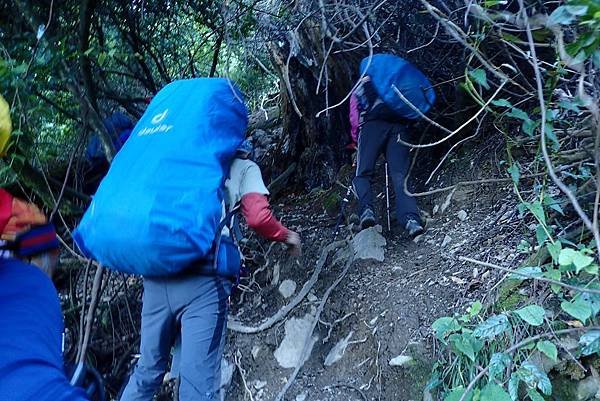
[333, 151, 357, 240]
[333, 183, 353, 240]
[384, 161, 391, 232]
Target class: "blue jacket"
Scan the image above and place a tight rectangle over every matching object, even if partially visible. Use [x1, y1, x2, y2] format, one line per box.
[0, 258, 88, 401]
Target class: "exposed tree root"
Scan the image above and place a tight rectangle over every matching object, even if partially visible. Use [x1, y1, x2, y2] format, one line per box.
[228, 240, 345, 333]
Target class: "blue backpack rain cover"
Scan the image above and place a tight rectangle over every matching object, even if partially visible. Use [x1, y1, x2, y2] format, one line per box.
[359, 54, 436, 120]
[73, 78, 248, 276]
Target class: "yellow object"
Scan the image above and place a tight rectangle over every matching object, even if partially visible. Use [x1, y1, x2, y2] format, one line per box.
[0, 94, 12, 156]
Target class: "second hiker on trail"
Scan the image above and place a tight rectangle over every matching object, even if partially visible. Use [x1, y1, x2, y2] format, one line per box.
[73, 78, 300, 401]
[349, 54, 436, 238]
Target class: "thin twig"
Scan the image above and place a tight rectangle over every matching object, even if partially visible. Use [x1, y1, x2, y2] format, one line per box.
[459, 256, 600, 295]
[77, 265, 105, 364]
[392, 80, 506, 148]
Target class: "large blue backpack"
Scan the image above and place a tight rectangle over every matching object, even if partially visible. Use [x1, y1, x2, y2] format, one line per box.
[359, 54, 436, 120]
[73, 78, 248, 276]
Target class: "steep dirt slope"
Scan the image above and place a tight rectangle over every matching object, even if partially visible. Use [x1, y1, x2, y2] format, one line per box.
[223, 165, 523, 401]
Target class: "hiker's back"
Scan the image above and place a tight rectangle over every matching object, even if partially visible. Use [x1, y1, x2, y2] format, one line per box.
[74, 78, 248, 276]
[359, 54, 435, 122]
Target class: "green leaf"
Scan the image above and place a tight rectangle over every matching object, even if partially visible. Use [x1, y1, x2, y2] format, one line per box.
[593, 50, 600, 70]
[444, 387, 473, 401]
[450, 333, 482, 362]
[559, 248, 578, 266]
[468, 301, 483, 319]
[518, 361, 552, 395]
[545, 124, 560, 150]
[481, 383, 511, 401]
[432, 317, 461, 342]
[536, 225, 548, 246]
[537, 340, 558, 361]
[572, 251, 594, 273]
[508, 374, 520, 401]
[510, 266, 542, 281]
[484, 0, 508, 7]
[582, 292, 600, 316]
[561, 297, 592, 322]
[473, 314, 512, 339]
[527, 388, 546, 401]
[492, 99, 512, 108]
[543, 194, 564, 215]
[584, 264, 599, 275]
[98, 52, 107, 67]
[522, 118, 538, 137]
[526, 201, 546, 225]
[507, 107, 530, 121]
[543, 269, 562, 293]
[580, 330, 600, 356]
[547, 242, 562, 264]
[565, 5, 589, 16]
[489, 352, 511, 381]
[469, 68, 490, 90]
[558, 99, 581, 113]
[508, 163, 520, 184]
[548, 6, 577, 25]
[515, 305, 546, 326]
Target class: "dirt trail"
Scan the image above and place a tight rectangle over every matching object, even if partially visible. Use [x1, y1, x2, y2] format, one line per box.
[223, 173, 519, 401]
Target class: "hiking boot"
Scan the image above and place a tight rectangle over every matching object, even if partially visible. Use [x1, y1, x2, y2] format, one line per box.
[405, 219, 424, 238]
[359, 208, 376, 230]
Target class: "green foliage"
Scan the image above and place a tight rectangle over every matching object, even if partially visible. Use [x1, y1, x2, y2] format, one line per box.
[480, 383, 511, 401]
[514, 305, 546, 327]
[432, 2, 600, 399]
[473, 314, 511, 339]
[536, 340, 558, 362]
[432, 317, 462, 343]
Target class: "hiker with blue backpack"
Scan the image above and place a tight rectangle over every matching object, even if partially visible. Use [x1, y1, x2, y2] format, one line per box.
[349, 54, 435, 238]
[73, 78, 300, 401]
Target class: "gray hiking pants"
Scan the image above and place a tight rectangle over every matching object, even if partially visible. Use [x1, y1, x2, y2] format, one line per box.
[119, 272, 232, 401]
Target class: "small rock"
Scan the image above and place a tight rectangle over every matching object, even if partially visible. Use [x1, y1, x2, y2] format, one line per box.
[271, 262, 280, 286]
[274, 314, 318, 368]
[324, 331, 354, 367]
[576, 375, 600, 401]
[441, 235, 452, 247]
[279, 280, 297, 299]
[307, 293, 318, 303]
[351, 226, 387, 262]
[251, 345, 261, 360]
[254, 380, 267, 390]
[423, 388, 435, 401]
[389, 355, 414, 367]
[440, 190, 455, 213]
[295, 393, 307, 401]
[432, 204, 439, 215]
[457, 210, 468, 221]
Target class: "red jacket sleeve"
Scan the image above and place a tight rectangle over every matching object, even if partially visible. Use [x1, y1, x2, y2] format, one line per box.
[240, 193, 290, 242]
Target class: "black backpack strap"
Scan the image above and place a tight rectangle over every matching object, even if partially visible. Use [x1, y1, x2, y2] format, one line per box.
[212, 203, 241, 271]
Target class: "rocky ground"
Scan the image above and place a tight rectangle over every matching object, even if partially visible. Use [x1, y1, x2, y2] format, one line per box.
[217, 155, 528, 401]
